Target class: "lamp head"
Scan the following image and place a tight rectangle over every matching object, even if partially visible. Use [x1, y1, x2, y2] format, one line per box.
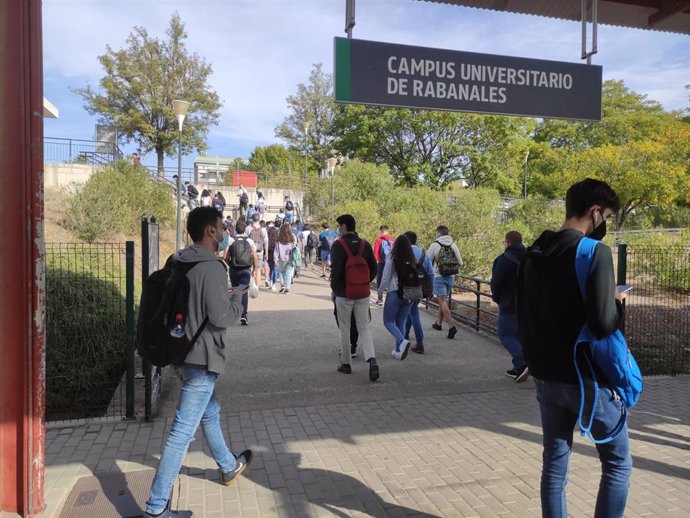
[326, 157, 337, 174]
[172, 99, 191, 131]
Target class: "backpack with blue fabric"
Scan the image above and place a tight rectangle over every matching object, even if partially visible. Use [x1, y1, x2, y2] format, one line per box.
[573, 237, 644, 444]
[380, 238, 393, 261]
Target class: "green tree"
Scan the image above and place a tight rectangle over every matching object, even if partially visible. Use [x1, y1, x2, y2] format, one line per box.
[333, 105, 532, 190]
[74, 13, 221, 176]
[248, 144, 303, 177]
[275, 63, 335, 173]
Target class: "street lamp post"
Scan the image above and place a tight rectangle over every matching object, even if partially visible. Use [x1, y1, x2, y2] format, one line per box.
[326, 157, 338, 217]
[173, 99, 190, 250]
[303, 122, 310, 185]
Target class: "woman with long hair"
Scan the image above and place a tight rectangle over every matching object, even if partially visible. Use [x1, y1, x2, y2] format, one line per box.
[377, 234, 419, 360]
[200, 189, 212, 207]
[213, 191, 226, 212]
[273, 223, 297, 294]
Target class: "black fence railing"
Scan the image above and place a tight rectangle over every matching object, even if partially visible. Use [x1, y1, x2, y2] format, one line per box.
[45, 242, 135, 421]
[432, 245, 689, 377]
[619, 244, 690, 376]
[44, 137, 122, 166]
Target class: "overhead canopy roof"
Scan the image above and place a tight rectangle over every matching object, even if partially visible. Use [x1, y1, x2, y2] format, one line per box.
[421, 0, 690, 36]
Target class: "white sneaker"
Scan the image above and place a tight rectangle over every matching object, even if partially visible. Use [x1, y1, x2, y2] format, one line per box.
[391, 340, 411, 361]
[271, 285, 278, 292]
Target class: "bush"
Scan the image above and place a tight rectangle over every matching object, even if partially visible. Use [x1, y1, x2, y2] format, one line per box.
[64, 160, 174, 242]
[45, 248, 127, 420]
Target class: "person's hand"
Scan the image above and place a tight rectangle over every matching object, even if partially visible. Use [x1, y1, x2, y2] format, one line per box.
[615, 289, 626, 302]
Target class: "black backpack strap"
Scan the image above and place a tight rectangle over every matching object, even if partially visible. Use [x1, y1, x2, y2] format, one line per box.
[190, 316, 209, 347]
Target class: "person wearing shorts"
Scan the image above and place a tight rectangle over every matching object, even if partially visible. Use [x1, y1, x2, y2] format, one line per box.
[427, 226, 463, 340]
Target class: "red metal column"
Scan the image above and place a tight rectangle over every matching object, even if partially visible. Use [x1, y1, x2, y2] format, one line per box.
[0, 0, 46, 516]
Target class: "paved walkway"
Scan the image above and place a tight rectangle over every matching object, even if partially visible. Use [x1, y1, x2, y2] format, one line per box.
[40, 269, 690, 517]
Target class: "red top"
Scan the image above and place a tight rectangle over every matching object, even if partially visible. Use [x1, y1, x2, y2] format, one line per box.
[373, 234, 394, 262]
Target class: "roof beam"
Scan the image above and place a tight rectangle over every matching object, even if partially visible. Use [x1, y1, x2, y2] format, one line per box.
[649, 0, 690, 26]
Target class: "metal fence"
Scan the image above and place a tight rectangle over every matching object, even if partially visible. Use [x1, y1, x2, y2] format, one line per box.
[439, 245, 690, 376]
[44, 137, 121, 165]
[619, 244, 690, 375]
[45, 242, 135, 421]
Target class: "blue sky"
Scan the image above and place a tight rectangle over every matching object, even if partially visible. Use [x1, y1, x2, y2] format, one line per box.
[43, 0, 690, 170]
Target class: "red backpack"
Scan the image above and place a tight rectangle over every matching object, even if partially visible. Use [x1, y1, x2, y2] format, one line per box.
[338, 238, 371, 300]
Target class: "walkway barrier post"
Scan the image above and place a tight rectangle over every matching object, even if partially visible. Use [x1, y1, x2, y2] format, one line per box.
[475, 279, 481, 331]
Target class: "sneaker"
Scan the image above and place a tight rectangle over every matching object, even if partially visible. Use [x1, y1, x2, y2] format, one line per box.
[284, 289, 290, 294]
[320, 274, 326, 278]
[505, 369, 519, 379]
[411, 344, 424, 354]
[240, 317, 248, 326]
[221, 449, 253, 486]
[514, 365, 530, 383]
[264, 281, 270, 288]
[271, 285, 278, 292]
[391, 339, 411, 361]
[432, 323, 442, 331]
[280, 287, 286, 294]
[376, 299, 384, 307]
[337, 364, 352, 374]
[144, 510, 193, 518]
[369, 361, 380, 382]
[447, 326, 457, 339]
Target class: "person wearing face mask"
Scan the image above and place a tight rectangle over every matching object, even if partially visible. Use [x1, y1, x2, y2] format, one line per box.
[144, 207, 251, 518]
[517, 179, 629, 518]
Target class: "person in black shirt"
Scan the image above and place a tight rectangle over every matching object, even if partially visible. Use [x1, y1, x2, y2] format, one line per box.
[490, 230, 528, 382]
[518, 178, 630, 518]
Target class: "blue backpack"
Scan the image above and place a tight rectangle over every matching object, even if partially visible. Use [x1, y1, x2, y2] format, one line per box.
[380, 238, 393, 260]
[574, 237, 644, 444]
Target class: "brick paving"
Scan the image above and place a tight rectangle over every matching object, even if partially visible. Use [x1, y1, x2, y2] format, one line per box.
[42, 375, 690, 517]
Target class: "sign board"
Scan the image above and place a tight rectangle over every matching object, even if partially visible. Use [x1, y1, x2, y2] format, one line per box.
[334, 38, 602, 121]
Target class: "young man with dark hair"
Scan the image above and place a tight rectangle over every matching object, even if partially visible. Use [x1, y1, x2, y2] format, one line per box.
[373, 225, 395, 306]
[225, 219, 258, 326]
[319, 223, 337, 279]
[518, 178, 629, 518]
[491, 230, 528, 381]
[144, 207, 252, 518]
[330, 214, 379, 381]
[427, 225, 463, 339]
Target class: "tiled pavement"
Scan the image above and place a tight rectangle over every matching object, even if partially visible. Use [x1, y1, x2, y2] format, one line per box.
[43, 375, 690, 517]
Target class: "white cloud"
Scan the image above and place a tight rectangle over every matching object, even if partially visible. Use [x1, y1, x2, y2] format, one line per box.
[43, 0, 690, 159]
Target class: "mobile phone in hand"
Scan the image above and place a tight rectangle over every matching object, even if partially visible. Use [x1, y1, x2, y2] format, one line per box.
[617, 284, 633, 294]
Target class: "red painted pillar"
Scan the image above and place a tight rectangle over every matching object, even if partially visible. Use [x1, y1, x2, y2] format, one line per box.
[0, 0, 46, 516]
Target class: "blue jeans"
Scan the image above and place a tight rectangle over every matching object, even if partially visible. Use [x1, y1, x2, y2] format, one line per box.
[405, 303, 424, 345]
[268, 256, 277, 285]
[284, 211, 294, 224]
[277, 262, 295, 290]
[497, 311, 525, 370]
[229, 267, 251, 318]
[535, 380, 632, 518]
[146, 367, 237, 515]
[383, 290, 413, 349]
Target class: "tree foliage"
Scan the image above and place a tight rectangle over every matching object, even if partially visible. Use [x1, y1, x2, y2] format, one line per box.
[74, 13, 221, 175]
[333, 105, 533, 191]
[275, 63, 335, 172]
[248, 144, 304, 176]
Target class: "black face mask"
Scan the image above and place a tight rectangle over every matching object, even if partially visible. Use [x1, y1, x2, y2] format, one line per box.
[589, 212, 607, 241]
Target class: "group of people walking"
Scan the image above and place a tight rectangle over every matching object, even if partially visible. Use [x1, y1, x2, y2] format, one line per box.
[143, 178, 634, 518]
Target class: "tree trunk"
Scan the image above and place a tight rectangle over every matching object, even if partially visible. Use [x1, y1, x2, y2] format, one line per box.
[157, 147, 165, 178]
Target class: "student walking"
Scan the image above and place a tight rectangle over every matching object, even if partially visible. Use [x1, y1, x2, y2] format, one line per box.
[238, 184, 249, 216]
[200, 189, 213, 208]
[427, 225, 463, 339]
[373, 226, 395, 306]
[490, 230, 529, 382]
[319, 223, 337, 278]
[143, 207, 252, 518]
[517, 178, 630, 518]
[274, 223, 297, 294]
[401, 231, 434, 354]
[246, 213, 269, 290]
[225, 220, 258, 326]
[213, 191, 226, 213]
[330, 214, 379, 381]
[284, 196, 295, 224]
[301, 224, 318, 269]
[378, 234, 433, 360]
[266, 221, 278, 290]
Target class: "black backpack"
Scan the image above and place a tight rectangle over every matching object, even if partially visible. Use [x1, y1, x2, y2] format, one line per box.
[285, 200, 294, 211]
[239, 191, 249, 204]
[136, 257, 209, 368]
[228, 236, 253, 269]
[398, 255, 426, 303]
[306, 231, 318, 250]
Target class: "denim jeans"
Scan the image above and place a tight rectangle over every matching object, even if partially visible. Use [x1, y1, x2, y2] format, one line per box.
[383, 290, 413, 349]
[146, 367, 237, 515]
[277, 262, 295, 290]
[405, 303, 424, 345]
[268, 256, 277, 285]
[229, 267, 251, 318]
[497, 311, 525, 370]
[535, 380, 632, 518]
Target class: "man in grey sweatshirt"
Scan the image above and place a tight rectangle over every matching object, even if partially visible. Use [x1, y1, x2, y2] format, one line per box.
[144, 207, 253, 518]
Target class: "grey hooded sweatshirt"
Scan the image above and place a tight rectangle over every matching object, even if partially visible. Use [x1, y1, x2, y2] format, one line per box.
[426, 235, 463, 277]
[174, 245, 243, 374]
